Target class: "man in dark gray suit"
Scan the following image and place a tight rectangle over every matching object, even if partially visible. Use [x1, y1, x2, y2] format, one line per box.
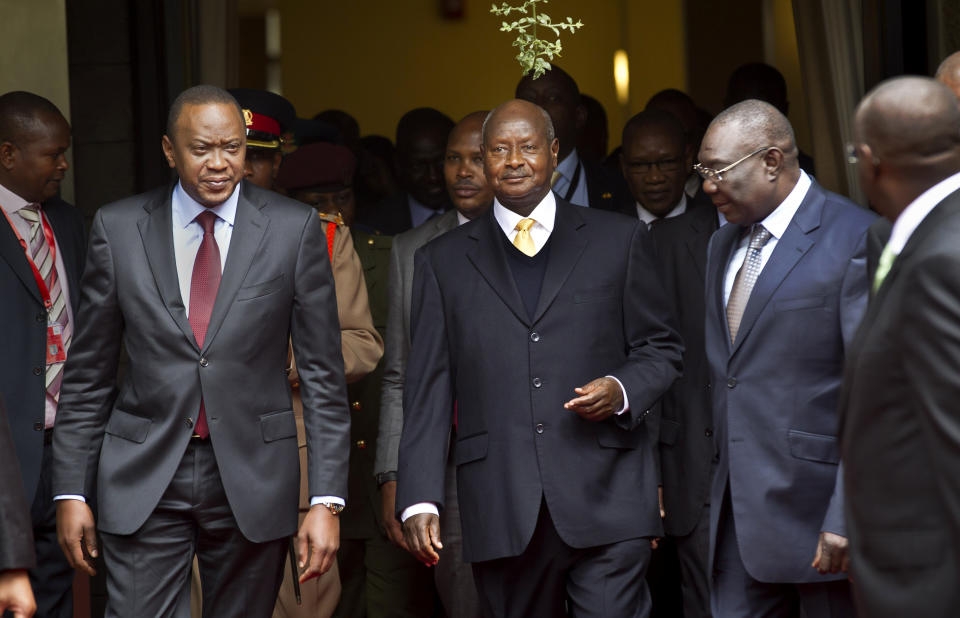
[841, 76, 960, 618]
[376, 111, 492, 617]
[397, 99, 682, 617]
[52, 85, 349, 617]
[700, 100, 874, 616]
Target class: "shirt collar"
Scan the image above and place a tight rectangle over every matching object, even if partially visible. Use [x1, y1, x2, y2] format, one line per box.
[456, 211, 470, 226]
[555, 148, 581, 180]
[756, 170, 811, 240]
[493, 190, 557, 237]
[0, 181, 35, 214]
[887, 170, 960, 255]
[171, 180, 240, 229]
[636, 194, 688, 225]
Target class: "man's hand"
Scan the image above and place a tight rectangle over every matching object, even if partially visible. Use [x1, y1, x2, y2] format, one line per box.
[379, 481, 409, 551]
[402, 513, 442, 566]
[0, 570, 36, 617]
[811, 531, 849, 574]
[56, 499, 97, 576]
[296, 505, 340, 583]
[563, 377, 623, 421]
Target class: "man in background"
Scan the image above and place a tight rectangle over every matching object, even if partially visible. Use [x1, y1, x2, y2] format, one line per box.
[0, 90, 86, 618]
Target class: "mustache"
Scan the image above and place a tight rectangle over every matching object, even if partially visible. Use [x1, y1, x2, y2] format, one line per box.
[500, 170, 529, 179]
[453, 181, 480, 190]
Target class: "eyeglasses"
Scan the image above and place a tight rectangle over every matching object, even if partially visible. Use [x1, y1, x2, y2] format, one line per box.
[626, 157, 683, 174]
[694, 146, 772, 184]
[845, 143, 859, 165]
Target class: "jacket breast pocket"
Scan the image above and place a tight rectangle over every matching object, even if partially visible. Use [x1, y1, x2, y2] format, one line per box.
[787, 429, 839, 464]
[260, 409, 297, 442]
[105, 409, 151, 443]
[454, 432, 488, 465]
[573, 285, 619, 304]
[237, 274, 284, 301]
[774, 295, 825, 312]
[597, 424, 643, 449]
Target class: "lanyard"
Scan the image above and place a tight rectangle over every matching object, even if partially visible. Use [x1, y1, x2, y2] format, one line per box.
[1, 203, 57, 310]
[561, 161, 582, 203]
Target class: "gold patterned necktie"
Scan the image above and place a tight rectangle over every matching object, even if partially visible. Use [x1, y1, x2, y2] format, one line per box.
[726, 224, 772, 343]
[513, 218, 537, 256]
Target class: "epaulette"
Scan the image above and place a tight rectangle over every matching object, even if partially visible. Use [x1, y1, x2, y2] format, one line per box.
[316, 211, 344, 226]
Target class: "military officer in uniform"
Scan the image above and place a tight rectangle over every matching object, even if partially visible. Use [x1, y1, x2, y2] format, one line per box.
[277, 142, 436, 616]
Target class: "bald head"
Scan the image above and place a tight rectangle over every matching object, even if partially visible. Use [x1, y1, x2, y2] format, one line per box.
[855, 76, 960, 164]
[710, 99, 798, 161]
[483, 100, 555, 145]
[935, 51, 960, 102]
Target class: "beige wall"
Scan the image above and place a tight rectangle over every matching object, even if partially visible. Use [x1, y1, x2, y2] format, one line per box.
[0, 0, 74, 202]
[279, 0, 686, 150]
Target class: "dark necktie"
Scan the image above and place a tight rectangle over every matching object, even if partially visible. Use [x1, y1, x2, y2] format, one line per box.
[189, 210, 221, 438]
[726, 224, 771, 343]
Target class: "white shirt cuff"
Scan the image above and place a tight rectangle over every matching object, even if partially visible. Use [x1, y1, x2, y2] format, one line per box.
[401, 502, 439, 522]
[54, 495, 86, 502]
[309, 496, 345, 507]
[606, 375, 630, 415]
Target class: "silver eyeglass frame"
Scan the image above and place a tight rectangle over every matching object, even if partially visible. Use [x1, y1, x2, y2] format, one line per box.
[694, 146, 773, 184]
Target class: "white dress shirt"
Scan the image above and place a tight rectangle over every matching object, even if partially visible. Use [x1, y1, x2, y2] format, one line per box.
[636, 194, 688, 229]
[401, 190, 632, 523]
[553, 148, 589, 208]
[885, 170, 960, 256]
[723, 171, 811, 305]
[0, 182, 76, 428]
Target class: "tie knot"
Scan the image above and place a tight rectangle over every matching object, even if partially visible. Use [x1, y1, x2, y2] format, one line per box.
[749, 225, 771, 250]
[17, 203, 41, 223]
[195, 210, 218, 234]
[514, 218, 536, 233]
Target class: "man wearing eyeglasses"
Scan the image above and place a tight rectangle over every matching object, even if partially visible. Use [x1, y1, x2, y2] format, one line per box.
[699, 99, 875, 617]
[621, 110, 715, 227]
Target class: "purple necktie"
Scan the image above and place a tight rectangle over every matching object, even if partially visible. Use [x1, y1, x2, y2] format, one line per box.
[188, 210, 221, 438]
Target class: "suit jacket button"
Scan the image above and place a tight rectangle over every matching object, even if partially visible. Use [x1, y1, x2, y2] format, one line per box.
[705, 428, 713, 437]
[34, 422, 44, 431]
[356, 440, 366, 449]
[532, 377, 542, 388]
[33, 366, 43, 376]
[530, 331, 540, 342]
[351, 401, 362, 411]
[726, 377, 737, 388]
[185, 417, 194, 428]
[536, 423, 544, 434]
[199, 357, 209, 367]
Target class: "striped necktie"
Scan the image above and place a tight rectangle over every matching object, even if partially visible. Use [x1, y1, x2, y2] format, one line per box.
[18, 204, 71, 406]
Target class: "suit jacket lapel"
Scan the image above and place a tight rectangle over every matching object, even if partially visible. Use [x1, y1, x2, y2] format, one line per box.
[0, 211, 43, 305]
[532, 201, 587, 324]
[137, 185, 198, 352]
[708, 222, 741, 354]
[730, 185, 822, 356]
[466, 210, 529, 326]
[202, 183, 268, 353]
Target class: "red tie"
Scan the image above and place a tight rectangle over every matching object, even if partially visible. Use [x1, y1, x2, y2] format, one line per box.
[188, 210, 221, 438]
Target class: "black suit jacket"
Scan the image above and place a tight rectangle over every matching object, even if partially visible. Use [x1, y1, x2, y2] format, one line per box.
[396, 199, 683, 563]
[0, 196, 85, 506]
[650, 191, 719, 537]
[53, 181, 349, 542]
[0, 396, 35, 571]
[840, 187, 960, 617]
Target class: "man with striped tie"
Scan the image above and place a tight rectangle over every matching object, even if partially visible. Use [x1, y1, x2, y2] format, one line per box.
[0, 91, 86, 618]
